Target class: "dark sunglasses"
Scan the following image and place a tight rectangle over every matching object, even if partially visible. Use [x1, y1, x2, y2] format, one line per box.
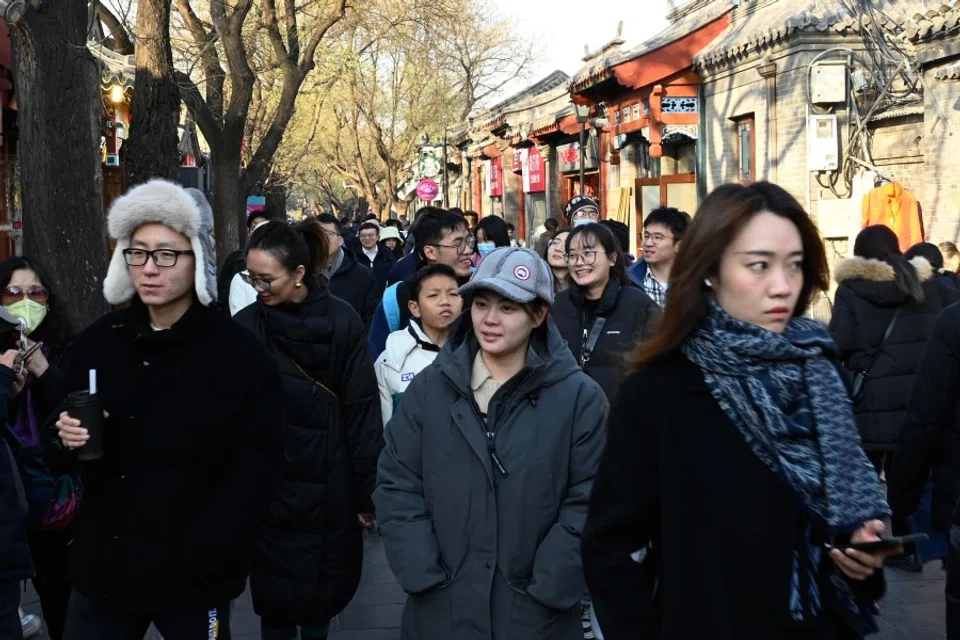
[2, 285, 49, 304]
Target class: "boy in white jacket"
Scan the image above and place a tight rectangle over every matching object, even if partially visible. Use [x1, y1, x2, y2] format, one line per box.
[375, 264, 462, 425]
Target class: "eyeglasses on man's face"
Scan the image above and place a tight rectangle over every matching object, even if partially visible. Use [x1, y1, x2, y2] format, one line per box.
[321, 228, 342, 239]
[643, 232, 675, 245]
[430, 234, 477, 255]
[123, 249, 195, 267]
[239, 271, 284, 292]
[359, 232, 379, 241]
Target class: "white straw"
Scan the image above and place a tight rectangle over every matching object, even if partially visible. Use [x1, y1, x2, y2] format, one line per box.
[89, 369, 97, 395]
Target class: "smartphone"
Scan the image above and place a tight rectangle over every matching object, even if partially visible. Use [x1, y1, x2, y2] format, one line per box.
[845, 533, 929, 553]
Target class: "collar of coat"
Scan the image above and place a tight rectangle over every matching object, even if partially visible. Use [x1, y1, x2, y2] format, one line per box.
[834, 256, 933, 285]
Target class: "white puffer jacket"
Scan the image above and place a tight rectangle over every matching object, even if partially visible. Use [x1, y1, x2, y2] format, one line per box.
[375, 322, 441, 426]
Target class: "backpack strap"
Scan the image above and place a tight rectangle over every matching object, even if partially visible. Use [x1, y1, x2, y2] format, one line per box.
[383, 282, 402, 333]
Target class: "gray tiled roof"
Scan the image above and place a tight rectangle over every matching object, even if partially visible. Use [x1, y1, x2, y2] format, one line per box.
[935, 61, 960, 79]
[903, 2, 960, 41]
[571, 0, 732, 88]
[694, 0, 934, 69]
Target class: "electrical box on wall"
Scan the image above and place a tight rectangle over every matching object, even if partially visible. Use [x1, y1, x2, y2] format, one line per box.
[811, 63, 847, 103]
[807, 115, 839, 171]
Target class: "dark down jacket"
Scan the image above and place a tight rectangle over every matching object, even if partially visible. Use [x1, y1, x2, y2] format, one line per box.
[829, 256, 959, 451]
[329, 249, 380, 331]
[551, 279, 661, 402]
[236, 281, 384, 626]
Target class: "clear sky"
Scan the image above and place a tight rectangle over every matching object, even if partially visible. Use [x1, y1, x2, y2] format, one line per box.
[490, 0, 673, 91]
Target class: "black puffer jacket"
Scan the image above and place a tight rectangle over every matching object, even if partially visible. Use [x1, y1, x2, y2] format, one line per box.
[0, 367, 32, 584]
[329, 249, 379, 331]
[889, 300, 960, 534]
[829, 256, 960, 450]
[236, 280, 384, 626]
[551, 279, 661, 401]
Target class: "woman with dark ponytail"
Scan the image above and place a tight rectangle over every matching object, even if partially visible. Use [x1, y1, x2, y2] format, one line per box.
[830, 225, 959, 474]
[235, 217, 384, 640]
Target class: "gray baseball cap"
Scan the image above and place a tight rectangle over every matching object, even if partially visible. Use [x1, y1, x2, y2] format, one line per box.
[459, 246, 555, 305]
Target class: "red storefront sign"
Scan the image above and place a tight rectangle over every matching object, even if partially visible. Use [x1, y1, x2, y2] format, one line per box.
[489, 157, 503, 196]
[512, 149, 523, 173]
[524, 147, 545, 193]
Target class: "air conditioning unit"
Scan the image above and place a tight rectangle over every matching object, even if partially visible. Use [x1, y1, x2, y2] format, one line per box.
[807, 115, 839, 172]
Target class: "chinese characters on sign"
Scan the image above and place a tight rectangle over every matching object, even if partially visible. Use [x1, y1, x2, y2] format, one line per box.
[489, 157, 503, 196]
[523, 148, 545, 193]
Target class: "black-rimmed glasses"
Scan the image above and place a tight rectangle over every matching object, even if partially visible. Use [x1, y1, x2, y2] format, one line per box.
[564, 250, 600, 266]
[430, 234, 477, 254]
[123, 249, 195, 267]
[643, 232, 675, 244]
[239, 271, 281, 292]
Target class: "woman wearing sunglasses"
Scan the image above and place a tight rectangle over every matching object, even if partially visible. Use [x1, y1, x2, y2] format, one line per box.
[0, 256, 75, 640]
[551, 223, 661, 401]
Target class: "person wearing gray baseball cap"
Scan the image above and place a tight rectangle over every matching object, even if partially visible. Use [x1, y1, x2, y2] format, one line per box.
[374, 246, 608, 639]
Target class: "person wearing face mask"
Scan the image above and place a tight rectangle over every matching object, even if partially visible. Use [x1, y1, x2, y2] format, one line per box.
[551, 223, 661, 402]
[564, 196, 601, 228]
[474, 216, 511, 263]
[583, 182, 897, 639]
[0, 257, 76, 640]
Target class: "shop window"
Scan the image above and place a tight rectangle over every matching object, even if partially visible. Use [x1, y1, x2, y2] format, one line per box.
[734, 115, 756, 183]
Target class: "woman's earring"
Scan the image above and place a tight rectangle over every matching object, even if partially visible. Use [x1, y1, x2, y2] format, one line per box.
[703, 278, 713, 289]
[295, 281, 302, 288]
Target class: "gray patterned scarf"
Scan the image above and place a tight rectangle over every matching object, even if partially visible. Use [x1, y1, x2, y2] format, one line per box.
[683, 299, 889, 630]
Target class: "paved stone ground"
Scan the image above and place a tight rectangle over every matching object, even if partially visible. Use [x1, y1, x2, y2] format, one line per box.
[18, 533, 947, 639]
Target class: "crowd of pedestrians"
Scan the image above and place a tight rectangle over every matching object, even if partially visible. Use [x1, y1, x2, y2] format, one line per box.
[3, 176, 960, 640]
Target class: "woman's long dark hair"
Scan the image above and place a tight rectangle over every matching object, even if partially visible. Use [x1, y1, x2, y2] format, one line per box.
[854, 225, 924, 304]
[565, 223, 630, 287]
[0, 256, 75, 348]
[631, 182, 830, 368]
[247, 217, 330, 279]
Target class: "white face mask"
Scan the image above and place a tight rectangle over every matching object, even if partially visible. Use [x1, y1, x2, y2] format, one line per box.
[573, 219, 595, 228]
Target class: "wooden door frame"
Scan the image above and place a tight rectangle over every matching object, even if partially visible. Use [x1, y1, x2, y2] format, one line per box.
[635, 173, 695, 245]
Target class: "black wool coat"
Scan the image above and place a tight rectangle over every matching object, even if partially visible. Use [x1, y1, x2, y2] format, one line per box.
[889, 300, 960, 535]
[236, 281, 384, 626]
[551, 279, 661, 402]
[583, 352, 883, 639]
[51, 300, 285, 613]
[329, 249, 379, 331]
[354, 244, 395, 298]
[0, 366, 32, 583]
[829, 257, 960, 451]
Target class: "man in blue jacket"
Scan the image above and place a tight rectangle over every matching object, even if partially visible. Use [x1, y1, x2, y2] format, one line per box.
[1, 344, 35, 640]
[627, 207, 690, 307]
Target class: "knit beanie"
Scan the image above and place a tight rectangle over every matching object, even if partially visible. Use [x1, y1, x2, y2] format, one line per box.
[103, 179, 218, 306]
[563, 195, 600, 223]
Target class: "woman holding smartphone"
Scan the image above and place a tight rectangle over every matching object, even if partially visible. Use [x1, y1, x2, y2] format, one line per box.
[583, 182, 897, 639]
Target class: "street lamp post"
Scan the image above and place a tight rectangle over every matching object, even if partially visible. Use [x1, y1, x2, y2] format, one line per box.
[574, 103, 591, 196]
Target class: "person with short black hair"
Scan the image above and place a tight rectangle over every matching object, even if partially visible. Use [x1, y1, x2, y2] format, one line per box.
[315, 214, 379, 330]
[628, 207, 691, 307]
[475, 216, 511, 260]
[369, 209, 475, 356]
[374, 264, 462, 425]
[354, 222, 394, 297]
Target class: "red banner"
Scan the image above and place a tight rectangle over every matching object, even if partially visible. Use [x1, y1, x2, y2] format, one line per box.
[524, 148, 545, 193]
[490, 156, 503, 196]
[512, 149, 523, 173]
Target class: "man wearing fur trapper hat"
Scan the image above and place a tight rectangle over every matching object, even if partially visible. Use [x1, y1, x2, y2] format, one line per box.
[53, 179, 284, 639]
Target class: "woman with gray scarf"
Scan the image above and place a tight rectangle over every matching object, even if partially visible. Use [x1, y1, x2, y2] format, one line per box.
[583, 182, 898, 639]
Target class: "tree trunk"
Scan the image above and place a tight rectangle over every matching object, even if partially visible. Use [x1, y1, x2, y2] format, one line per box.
[10, 0, 109, 327]
[211, 146, 245, 263]
[126, 0, 181, 185]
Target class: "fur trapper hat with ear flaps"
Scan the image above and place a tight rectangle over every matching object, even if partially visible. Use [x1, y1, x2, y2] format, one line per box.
[103, 179, 218, 307]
